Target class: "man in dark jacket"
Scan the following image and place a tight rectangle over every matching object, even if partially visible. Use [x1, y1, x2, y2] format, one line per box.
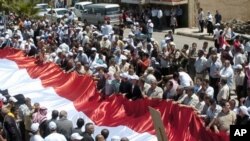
[82, 123, 94, 141]
[55, 110, 73, 141]
[2, 107, 22, 141]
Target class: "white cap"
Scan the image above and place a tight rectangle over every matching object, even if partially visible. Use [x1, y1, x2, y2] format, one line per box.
[233, 64, 243, 70]
[237, 106, 250, 116]
[215, 23, 220, 26]
[165, 37, 171, 40]
[134, 22, 139, 25]
[9, 96, 17, 103]
[91, 47, 97, 51]
[51, 53, 57, 57]
[128, 32, 134, 36]
[0, 94, 6, 102]
[49, 121, 57, 130]
[148, 23, 154, 28]
[103, 35, 108, 39]
[71, 133, 83, 140]
[148, 19, 151, 23]
[68, 52, 73, 56]
[111, 136, 121, 141]
[31, 123, 40, 132]
[82, 31, 87, 35]
[130, 75, 139, 80]
[78, 47, 83, 51]
[120, 55, 127, 60]
[120, 72, 129, 79]
[169, 42, 176, 46]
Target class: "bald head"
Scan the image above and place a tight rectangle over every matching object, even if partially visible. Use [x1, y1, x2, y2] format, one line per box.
[95, 134, 105, 141]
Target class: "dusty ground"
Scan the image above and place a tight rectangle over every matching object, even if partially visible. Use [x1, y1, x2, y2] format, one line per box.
[198, 0, 250, 22]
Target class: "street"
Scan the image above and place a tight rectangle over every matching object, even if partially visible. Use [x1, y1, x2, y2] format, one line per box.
[124, 28, 214, 50]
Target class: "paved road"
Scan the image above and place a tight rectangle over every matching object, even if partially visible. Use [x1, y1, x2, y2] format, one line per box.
[124, 29, 214, 50]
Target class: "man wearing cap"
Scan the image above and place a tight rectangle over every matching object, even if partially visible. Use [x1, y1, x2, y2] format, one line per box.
[30, 123, 44, 141]
[119, 73, 132, 96]
[81, 31, 90, 46]
[234, 64, 245, 99]
[1, 107, 22, 141]
[119, 55, 130, 73]
[45, 121, 67, 141]
[100, 35, 111, 52]
[71, 133, 83, 141]
[75, 47, 89, 65]
[5, 96, 18, 118]
[147, 19, 154, 38]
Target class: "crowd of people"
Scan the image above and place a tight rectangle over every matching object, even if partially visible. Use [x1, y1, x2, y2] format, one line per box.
[0, 6, 250, 141]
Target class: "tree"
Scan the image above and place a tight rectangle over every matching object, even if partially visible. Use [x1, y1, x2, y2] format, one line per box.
[12, 0, 40, 18]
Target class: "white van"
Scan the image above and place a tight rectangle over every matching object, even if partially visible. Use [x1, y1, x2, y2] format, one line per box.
[74, 1, 93, 18]
[82, 3, 121, 25]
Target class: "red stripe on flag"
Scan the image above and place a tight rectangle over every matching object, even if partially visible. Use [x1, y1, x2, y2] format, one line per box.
[0, 48, 229, 141]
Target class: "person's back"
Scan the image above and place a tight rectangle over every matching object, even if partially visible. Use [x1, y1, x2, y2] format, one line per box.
[30, 134, 44, 141]
[45, 132, 67, 141]
[56, 111, 73, 140]
[56, 118, 73, 139]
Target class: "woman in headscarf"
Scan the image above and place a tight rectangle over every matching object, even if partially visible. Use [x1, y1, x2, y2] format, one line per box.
[236, 106, 250, 125]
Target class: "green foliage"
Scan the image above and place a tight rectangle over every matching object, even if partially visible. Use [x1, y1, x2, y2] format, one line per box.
[0, 0, 41, 18]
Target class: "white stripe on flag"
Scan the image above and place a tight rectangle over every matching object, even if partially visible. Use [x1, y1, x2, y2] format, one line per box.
[0, 59, 157, 141]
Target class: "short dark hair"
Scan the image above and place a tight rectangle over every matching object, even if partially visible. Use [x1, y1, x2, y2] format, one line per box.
[121, 137, 129, 141]
[101, 129, 109, 139]
[209, 98, 216, 105]
[51, 110, 59, 120]
[76, 118, 85, 128]
[85, 122, 94, 130]
[220, 101, 228, 107]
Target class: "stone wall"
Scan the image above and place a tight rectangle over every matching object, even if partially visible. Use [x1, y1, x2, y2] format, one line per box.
[198, 0, 250, 22]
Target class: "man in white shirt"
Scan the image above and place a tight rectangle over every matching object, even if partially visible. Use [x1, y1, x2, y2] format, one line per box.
[245, 39, 250, 62]
[198, 8, 205, 32]
[178, 68, 193, 87]
[30, 123, 44, 141]
[217, 79, 229, 104]
[45, 121, 67, 141]
[101, 20, 113, 36]
[201, 79, 214, 98]
[234, 64, 246, 99]
[220, 60, 234, 89]
[194, 50, 207, 78]
[208, 54, 222, 98]
[233, 48, 246, 66]
[182, 86, 199, 108]
[157, 8, 163, 30]
[146, 80, 163, 99]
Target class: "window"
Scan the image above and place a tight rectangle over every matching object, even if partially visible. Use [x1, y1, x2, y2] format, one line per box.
[105, 7, 120, 15]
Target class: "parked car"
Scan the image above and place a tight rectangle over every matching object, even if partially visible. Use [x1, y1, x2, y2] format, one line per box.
[36, 8, 48, 17]
[45, 8, 78, 23]
[74, 1, 92, 18]
[35, 3, 50, 11]
[81, 3, 121, 25]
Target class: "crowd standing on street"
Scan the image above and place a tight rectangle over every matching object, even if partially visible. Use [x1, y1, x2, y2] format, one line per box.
[0, 6, 250, 141]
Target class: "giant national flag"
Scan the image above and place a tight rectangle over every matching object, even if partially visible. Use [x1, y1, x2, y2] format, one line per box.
[0, 48, 229, 141]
